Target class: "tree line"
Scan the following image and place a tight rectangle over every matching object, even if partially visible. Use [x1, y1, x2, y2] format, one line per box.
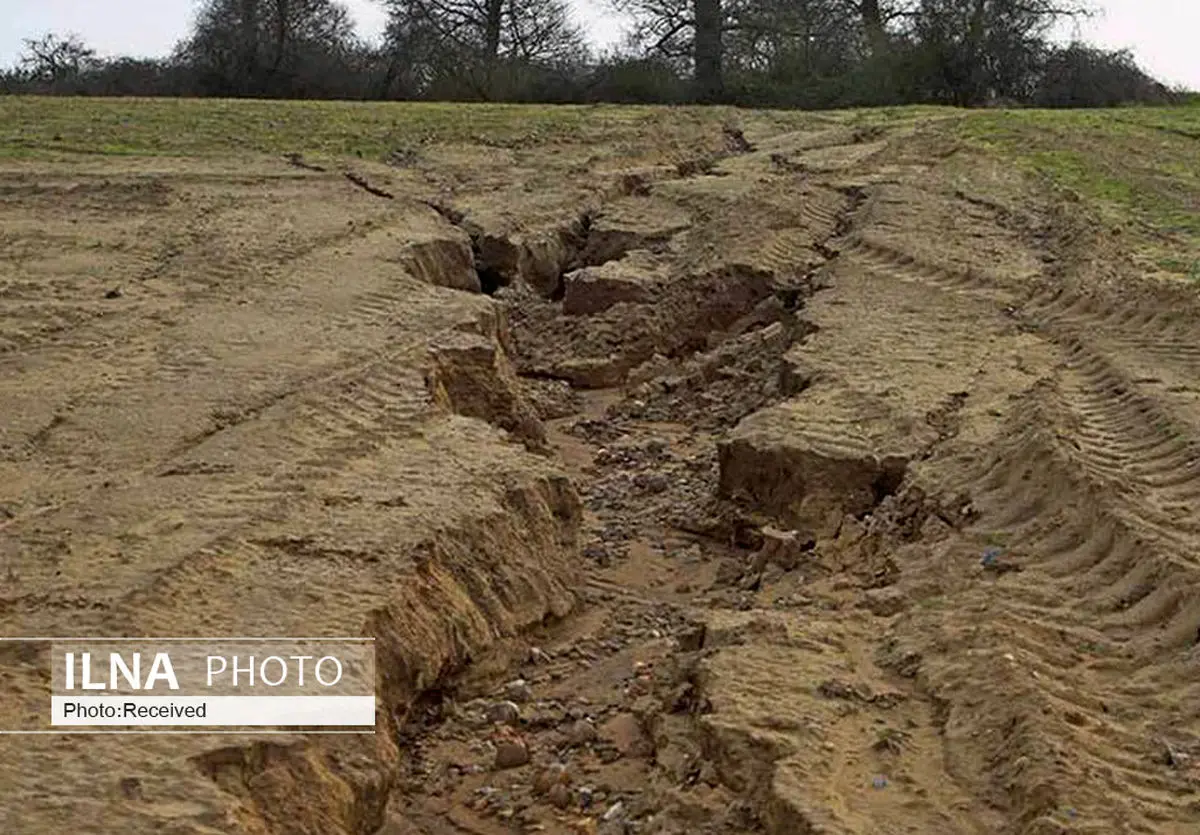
[0, 0, 1181, 108]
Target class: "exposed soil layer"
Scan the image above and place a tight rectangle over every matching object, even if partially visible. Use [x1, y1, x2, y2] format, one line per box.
[3, 114, 1200, 835]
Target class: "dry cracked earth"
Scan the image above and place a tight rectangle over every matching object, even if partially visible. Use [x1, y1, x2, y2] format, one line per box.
[2, 111, 1200, 835]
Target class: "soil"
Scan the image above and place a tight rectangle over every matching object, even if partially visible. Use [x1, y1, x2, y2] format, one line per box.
[2, 114, 1200, 834]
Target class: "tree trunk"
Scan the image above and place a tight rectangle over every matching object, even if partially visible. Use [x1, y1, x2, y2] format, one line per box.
[238, 0, 260, 95]
[484, 0, 504, 60]
[965, 0, 989, 104]
[693, 0, 723, 103]
[478, 0, 504, 98]
[860, 0, 888, 56]
[269, 0, 290, 92]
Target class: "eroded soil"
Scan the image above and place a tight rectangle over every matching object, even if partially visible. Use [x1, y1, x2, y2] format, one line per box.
[2, 110, 1199, 834]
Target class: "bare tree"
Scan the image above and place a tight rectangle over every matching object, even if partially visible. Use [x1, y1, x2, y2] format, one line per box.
[378, 0, 584, 97]
[18, 33, 99, 83]
[180, 0, 359, 96]
[905, 0, 1094, 103]
[614, 0, 862, 100]
[610, 0, 723, 99]
[859, 0, 888, 52]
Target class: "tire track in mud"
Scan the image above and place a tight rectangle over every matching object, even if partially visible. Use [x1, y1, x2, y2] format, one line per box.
[0, 163, 591, 832]
[0, 193, 486, 519]
[356, 126, 1200, 834]
[545, 149, 1200, 831]
[9, 124, 1197, 833]
[0, 210, 519, 644]
[0, 171, 408, 357]
[911, 419, 1200, 831]
[0, 333, 492, 626]
[845, 222, 1200, 830]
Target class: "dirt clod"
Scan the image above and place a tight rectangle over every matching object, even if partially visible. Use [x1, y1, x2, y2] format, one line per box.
[494, 738, 532, 770]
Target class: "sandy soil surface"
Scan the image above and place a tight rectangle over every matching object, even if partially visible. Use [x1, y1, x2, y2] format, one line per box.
[2, 110, 1199, 834]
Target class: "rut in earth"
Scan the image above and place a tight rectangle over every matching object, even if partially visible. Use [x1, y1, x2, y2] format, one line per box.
[382, 128, 1200, 835]
[5, 122, 1199, 835]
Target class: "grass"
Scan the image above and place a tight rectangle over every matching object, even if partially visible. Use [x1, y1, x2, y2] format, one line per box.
[956, 102, 1200, 281]
[0, 97, 724, 160]
[2, 95, 1195, 278]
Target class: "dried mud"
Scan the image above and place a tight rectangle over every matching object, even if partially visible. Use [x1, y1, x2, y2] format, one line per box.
[2, 115, 1200, 835]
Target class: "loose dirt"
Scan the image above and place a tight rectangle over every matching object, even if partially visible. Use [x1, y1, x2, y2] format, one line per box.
[2, 110, 1199, 834]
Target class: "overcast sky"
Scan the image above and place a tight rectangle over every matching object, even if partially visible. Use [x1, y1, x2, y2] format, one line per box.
[0, 0, 1196, 89]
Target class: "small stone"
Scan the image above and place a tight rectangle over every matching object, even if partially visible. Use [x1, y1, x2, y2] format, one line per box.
[568, 719, 598, 746]
[117, 777, 142, 799]
[506, 679, 534, 703]
[487, 701, 522, 726]
[529, 707, 561, 728]
[600, 713, 648, 758]
[534, 763, 571, 794]
[757, 526, 813, 571]
[548, 783, 572, 809]
[571, 818, 599, 835]
[603, 801, 625, 822]
[578, 787, 595, 810]
[495, 739, 531, 770]
[584, 543, 610, 565]
[104, 288, 123, 299]
[634, 473, 669, 493]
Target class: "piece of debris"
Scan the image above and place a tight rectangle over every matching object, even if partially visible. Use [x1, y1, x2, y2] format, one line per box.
[505, 679, 534, 703]
[1161, 740, 1192, 770]
[104, 287, 123, 299]
[981, 546, 1023, 575]
[486, 700, 521, 726]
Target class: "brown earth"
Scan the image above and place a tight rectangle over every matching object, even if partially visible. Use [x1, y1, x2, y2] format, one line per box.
[2, 111, 1200, 835]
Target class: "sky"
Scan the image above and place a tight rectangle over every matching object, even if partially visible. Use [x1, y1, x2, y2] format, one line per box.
[0, 0, 1196, 89]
